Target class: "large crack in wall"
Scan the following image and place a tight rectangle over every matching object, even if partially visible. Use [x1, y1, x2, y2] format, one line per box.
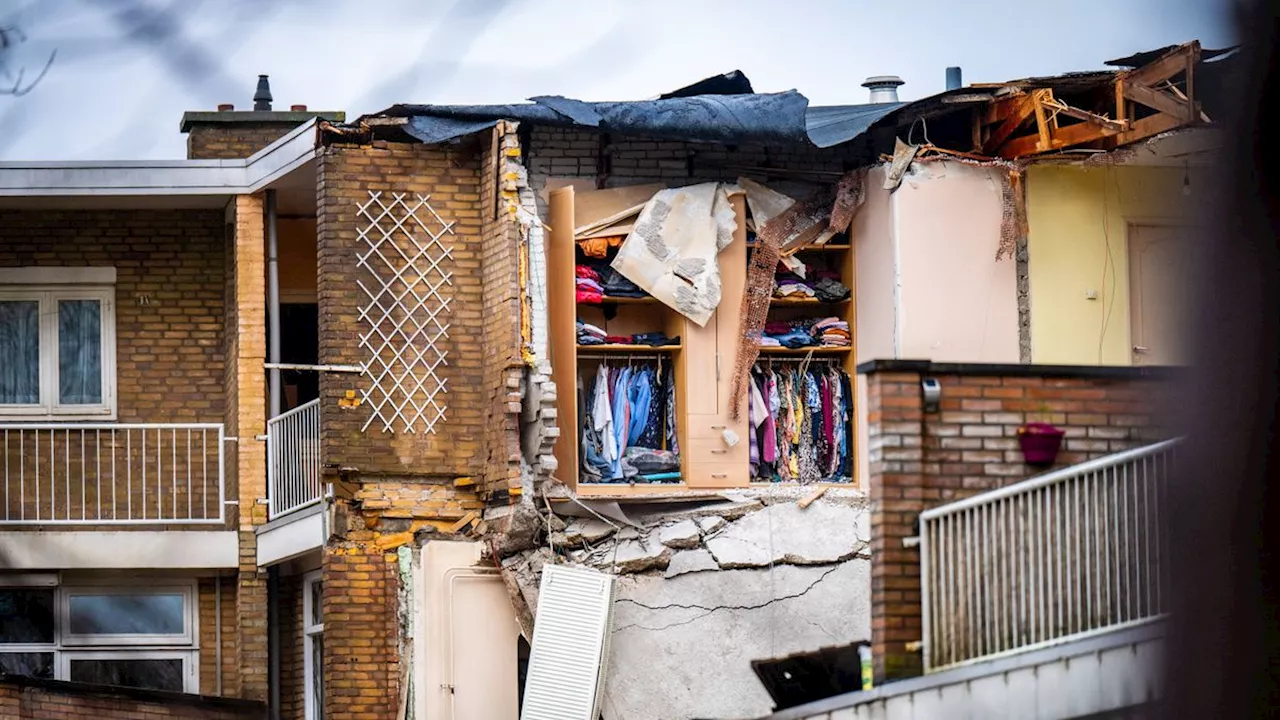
[501, 490, 871, 720]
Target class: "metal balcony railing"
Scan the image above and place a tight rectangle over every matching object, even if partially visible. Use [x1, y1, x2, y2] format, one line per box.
[920, 438, 1178, 671]
[266, 399, 322, 520]
[0, 423, 226, 525]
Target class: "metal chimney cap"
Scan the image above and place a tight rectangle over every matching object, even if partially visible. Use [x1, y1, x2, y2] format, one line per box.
[862, 75, 905, 89]
[253, 74, 273, 111]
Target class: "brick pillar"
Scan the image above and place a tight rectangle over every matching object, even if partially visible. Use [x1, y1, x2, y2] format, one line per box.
[231, 193, 269, 701]
[323, 540, 400, 720]
[864, 369, 927, 682]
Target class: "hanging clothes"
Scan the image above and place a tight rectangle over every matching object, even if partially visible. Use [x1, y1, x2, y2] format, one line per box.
[579, 359, 680, 484]
[749, 363, 854, 484]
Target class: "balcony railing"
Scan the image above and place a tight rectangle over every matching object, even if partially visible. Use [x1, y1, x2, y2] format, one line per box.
[920, 438, 1178, 671]
[266, 399, 322, 520]
[0, 423, 226, 525]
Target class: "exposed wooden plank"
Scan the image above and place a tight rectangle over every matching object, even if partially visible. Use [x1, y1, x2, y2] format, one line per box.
[1045, 100, 1126, 131]
[1185, 43, 1199, 122]
[1122, 42, 1199, 88]
[1122, 82, 1190, 120]
[998, 120, 1117, 158]
[983, 93, 1040, 154]
[1108, 111, 1188, 147]
[1032, 91, 1052, 152]
[1115, 79, 1128, 126]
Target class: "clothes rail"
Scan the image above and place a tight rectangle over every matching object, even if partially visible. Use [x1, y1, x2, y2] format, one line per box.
[578, 353, 671, 361]
[755, 355, 845, 364]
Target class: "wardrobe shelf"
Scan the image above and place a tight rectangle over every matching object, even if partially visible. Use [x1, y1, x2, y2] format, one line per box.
[757, 346, 851, 355]
[768, 297, 852, 307]
[577, 296, 660, 305]
[576, 344, 682, 353]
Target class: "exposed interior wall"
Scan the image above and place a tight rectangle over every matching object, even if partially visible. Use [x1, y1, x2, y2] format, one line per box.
[893, 160, 1020, 363]
[853, 166, 896, 364]
[1025, 164, 1198, 365]
[276, 219, 317, 304]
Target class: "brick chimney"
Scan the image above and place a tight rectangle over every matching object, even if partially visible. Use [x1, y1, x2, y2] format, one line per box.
[180, 74, 346, 160]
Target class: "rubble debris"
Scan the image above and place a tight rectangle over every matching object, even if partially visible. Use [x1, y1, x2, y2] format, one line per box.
[613, 538, 673, 573]
[658, 520, 702, 549]
[665, 549, 721, 578]
[563, 518, 618, 546]
[697, 516, 727, 535]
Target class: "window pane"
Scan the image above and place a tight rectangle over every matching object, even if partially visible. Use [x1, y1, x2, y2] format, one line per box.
[0, 652, 54, 679]
[69, 658, 184, 692]
[68, 593, 184, 636]
[309, 579, 323, 626]
[58, 299, 103, 405]
[310, 635, 324, 719]
[0, 588, 55, 643]
[0, 300, 39, 405]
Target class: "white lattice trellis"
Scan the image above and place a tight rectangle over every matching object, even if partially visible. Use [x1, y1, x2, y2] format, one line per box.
[356, 192, 455, 433]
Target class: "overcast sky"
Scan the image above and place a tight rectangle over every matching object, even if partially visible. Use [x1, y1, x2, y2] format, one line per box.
[0, 0, 1235, 161]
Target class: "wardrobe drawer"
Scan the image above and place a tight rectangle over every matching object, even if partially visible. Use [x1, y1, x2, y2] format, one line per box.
[685, 436, 749, 464]
[684, 462, 749, 488]
[685, 415, 746, 441]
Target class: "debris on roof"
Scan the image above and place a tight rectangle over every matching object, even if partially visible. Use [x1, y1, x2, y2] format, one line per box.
[659, 69, 754, 98]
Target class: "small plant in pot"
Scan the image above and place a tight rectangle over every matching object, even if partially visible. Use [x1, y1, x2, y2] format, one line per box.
[1017, 405, 1065, 465]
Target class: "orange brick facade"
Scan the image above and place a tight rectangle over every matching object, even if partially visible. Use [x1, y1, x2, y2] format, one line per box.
[0, 676, 262, 720]
[860, 360, 1173, 682]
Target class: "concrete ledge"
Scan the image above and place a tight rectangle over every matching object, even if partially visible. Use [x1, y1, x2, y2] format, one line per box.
[256, 503, 325, 567]
[0, 531, 238, 569]
[856, 358, 1185, 380]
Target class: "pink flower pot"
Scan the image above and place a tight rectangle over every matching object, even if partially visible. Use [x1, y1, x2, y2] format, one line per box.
[1017, 422, 1064, 465]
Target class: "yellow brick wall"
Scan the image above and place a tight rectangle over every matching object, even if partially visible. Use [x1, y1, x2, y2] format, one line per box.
[197, 575, 239, 697]
[230, 194, 269, 703]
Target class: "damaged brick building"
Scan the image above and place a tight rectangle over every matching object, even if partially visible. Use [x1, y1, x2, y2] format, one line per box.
[0, 40, 1222, 720]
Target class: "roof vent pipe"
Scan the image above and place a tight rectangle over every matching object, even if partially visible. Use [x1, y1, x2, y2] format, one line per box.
[863, 75, 905, 103]
[946, 67, 963, 91]
[253, 74, 273, 111]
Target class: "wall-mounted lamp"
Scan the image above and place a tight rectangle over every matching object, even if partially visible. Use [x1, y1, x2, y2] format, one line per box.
[921, 378, 942, 413]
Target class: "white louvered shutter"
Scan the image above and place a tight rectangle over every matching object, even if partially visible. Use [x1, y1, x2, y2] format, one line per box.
[520, 564, 617, 720]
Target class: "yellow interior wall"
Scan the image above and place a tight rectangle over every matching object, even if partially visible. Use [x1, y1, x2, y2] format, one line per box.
[1026, 164, 1194, 365]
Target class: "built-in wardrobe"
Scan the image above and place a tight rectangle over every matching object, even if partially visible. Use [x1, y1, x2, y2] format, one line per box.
[547, 184, 858, 496]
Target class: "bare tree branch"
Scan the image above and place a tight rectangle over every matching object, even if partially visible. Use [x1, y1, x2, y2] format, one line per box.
[0, 23, 56, 96]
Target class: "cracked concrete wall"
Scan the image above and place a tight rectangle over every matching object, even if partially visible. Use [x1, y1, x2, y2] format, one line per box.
[515, 491, 871, 720]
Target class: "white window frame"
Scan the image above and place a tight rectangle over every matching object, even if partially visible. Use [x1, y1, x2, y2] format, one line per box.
[0, 578, 200, 693]
[59, 648, 198, 694]
[59, 583, 195, 646]
[0, 280, 117, 421]
[303, 570, 324, 720]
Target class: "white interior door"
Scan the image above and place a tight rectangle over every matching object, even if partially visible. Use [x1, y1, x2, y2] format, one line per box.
[1128, 224, 1194, 366]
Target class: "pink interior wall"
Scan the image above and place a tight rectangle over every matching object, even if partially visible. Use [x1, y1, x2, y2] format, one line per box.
[853, 165, 897, 364]
[893, 160, 1020, 363]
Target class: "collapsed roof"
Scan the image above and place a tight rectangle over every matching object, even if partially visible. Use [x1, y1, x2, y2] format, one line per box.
[357, 41, 1236, 161]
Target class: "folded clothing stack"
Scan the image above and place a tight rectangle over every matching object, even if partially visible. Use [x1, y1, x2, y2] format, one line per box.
[773, 271, 815, 299]
[810, 270, 850, 302]
[812, 316, 850, 347]
[762, 319, 816, 349]
[576, 321, 679, 348]
[576, 266, 604, 303]
[577, 320, 607, 345]
[575, 263, 650, 301]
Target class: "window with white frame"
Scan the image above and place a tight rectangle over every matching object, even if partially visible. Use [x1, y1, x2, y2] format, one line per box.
[0, 578, 197, 693]
[0, 269, 117, 420]
[303, 571, 324, 720]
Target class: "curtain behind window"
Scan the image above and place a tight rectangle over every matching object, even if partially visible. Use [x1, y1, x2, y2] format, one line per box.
[58, 300, 102, 405]
[0, 300, 39, 404]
